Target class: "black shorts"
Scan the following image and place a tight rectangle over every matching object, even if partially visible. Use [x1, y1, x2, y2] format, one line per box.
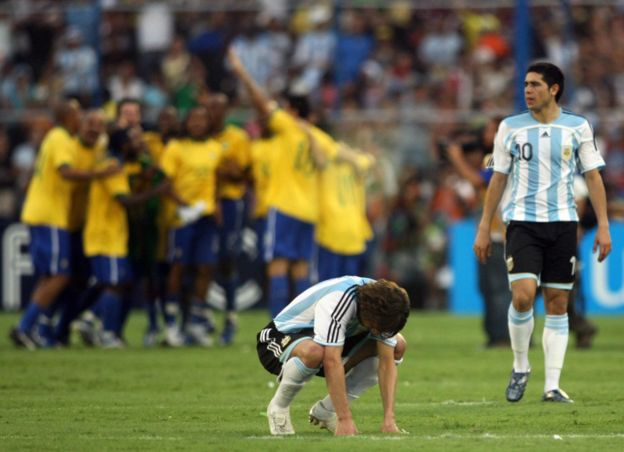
[505, 221, 577, 289]
[256, 321, 370, 377]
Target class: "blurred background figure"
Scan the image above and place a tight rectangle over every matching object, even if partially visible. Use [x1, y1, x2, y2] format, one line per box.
[446, 117, 510, 347]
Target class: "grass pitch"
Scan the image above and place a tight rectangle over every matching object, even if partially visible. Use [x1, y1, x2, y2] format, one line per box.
[0, 310, 623, 451]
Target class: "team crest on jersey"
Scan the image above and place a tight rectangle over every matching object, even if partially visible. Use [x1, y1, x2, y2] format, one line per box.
[280, 335, 292, 348]
[562, 145, 572, 161]
[506, 257, 514, 272]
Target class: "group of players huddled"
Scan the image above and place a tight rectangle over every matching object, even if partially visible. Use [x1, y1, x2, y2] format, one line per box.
[9, 49, 375, 349]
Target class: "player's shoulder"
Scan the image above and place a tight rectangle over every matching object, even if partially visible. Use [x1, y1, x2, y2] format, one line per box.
[500, 110, 535, 130]
[45, 126, 74, 146]
[558, 108, 592, 128]
[224, 123, 250, 139]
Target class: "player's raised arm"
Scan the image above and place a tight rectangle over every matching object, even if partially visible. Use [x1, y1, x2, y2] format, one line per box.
[226, 47, 276, 118]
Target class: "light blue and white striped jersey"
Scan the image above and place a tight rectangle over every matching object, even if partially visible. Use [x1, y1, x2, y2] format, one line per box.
[273, 276, 397, 347]
[493, 108, 604, 223]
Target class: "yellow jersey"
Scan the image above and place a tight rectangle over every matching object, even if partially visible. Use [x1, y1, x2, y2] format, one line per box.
[268, 109, 337, 223]
[316, 158, 370, 255]
[67, 136, 107, 232]
[83, 158, 131, 257]
[21, 127, 77, 229]
[160, 138, 223, 226]
[143, 131, 167, 164]
[214, 124, 251, 200]
[250, 135, 280, 219]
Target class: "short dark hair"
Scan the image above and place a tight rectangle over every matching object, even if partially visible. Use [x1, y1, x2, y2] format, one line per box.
[357, 279, 410, 336]
[116, 98, 142, 117]
[284, 93, 311, 119]
[526, 62, 565, 102]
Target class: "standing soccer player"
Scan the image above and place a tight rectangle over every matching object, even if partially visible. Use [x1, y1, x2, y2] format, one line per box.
[205, 93, 252, 345]
[473, 62, 612, 403]
[10, 100, 119, 349]
[227, 48, 337, 318]
[160, 106, 224, 347]
[257, 276, 409, 436]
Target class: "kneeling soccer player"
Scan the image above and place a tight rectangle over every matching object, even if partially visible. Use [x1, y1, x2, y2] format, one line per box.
[256, 276, 410, 436]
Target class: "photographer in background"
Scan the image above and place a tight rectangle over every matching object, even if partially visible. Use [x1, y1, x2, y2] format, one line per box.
[446, 117, 510, 347]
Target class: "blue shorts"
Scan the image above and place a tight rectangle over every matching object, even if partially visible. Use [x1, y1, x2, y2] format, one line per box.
[312, 245, 361, 283]
[28, 225, 72, 277]
[264, 209, 314, 262]
[218, 198, 245, 260]
[169, 216, 218, 265]
[90, 255, 132, 285]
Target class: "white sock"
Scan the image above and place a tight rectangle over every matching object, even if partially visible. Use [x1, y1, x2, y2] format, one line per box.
[543, 314, 569, 392]
[508, 305, 534, 373]
[320, 357, 379, 411]
[271, 357, 319, 409]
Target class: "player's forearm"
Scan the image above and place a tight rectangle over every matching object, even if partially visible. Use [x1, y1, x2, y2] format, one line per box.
[233, 65, 272, 118]
[478, 171, 507, 232]
[378, 356, 397, 420]
[323, 355, 352, 421]
[584, 169, 610, 228]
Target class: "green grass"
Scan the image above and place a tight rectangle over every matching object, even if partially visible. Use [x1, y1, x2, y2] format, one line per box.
[0, 311, 623, 451]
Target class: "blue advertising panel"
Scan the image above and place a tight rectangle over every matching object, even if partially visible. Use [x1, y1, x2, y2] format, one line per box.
[449, 220, 624, 315]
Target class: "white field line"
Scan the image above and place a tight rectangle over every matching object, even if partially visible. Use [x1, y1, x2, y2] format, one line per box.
[246, 433, 624, 441]
[400, 400, 497, 406]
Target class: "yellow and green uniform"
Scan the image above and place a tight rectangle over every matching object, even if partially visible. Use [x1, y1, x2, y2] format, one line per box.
[316, 154, 373, 255]
[250, 135, 280, 219]
[21, 127, 77, 228]
[83, 157, 131, 257]
[214, 124, 251, 201]
[144, 133, 177, 261]
[160, 138, 224, 227]
[67, 136, 107, 232]
[267, 109, 337, 223]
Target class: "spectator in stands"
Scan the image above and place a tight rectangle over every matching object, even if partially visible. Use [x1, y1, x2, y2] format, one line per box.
[54, 27, 98, 107]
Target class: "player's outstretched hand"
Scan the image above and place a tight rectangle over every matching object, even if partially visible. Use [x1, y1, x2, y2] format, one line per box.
[593, 224, 612, 262]
[335, 418, 358, 436]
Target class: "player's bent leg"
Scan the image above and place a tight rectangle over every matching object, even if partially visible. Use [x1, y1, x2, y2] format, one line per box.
[267, 340, 322, 435]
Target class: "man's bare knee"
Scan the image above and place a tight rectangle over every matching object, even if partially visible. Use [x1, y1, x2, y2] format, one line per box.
[293, 340, 324, 368]
[394, 334, 407, 361]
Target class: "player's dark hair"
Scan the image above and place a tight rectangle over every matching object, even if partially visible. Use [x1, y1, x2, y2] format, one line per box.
[116, 97, 142, 118]
[284, 93, 311, 119]
[53, 99, 80, 125]
[526, 62, 565, 102]
[357, 279, 410, 336]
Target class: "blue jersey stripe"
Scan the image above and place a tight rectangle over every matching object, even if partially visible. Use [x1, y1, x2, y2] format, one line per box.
[548, 127, 562, 221]
[525, 128, 540, 221]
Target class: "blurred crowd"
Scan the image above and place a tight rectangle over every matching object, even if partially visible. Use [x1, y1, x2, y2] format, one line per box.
[1, 0, 623, 314]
